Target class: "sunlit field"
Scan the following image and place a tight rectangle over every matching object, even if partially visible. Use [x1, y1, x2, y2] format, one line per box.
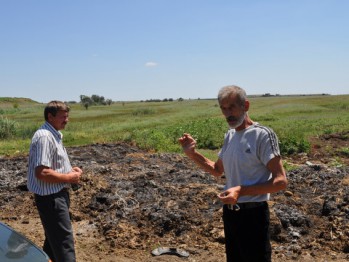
[1, 95, 348, 159]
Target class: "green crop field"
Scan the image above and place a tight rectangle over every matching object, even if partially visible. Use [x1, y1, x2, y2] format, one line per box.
[1, 95, 348, 161]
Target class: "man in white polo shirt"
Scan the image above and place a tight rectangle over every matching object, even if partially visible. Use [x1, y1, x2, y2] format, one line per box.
[179, 85, 287, 262]
[27, 101, 83, 262]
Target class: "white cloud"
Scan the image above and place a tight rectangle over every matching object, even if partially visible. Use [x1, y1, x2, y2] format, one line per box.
[145, 62, 158, 67]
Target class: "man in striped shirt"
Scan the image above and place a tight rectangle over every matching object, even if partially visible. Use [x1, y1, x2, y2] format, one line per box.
[27, 101, 83, 262]
[179, 85, 287, 262]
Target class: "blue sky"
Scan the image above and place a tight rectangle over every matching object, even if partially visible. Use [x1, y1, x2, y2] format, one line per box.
[1, 0, 348, 102]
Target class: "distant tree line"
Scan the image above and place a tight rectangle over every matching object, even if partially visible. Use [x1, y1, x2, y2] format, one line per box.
[79, 95, 189, 109]
[141, 98, 174, 102]
[141, 98, 186, 102]
[80, 94, 112, 109]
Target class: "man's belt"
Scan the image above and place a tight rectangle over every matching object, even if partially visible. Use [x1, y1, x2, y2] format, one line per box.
[227, 201, 266, 211]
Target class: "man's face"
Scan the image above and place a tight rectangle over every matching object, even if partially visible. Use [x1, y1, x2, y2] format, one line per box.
[219, 94, 246, 129]
[48, 110, 69, 130]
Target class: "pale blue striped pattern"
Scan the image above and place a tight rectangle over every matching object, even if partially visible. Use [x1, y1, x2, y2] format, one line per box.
[27, 122, 72, 196]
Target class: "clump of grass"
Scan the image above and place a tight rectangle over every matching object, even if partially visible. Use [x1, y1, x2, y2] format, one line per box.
[132, 108, 155, 116]
[16, 125, 40, 139]
[132, 129, 180, 152]
[283, 160, 300, 172]
[0, 108, 20, 115]
[0, 117, 18, 139]
[339, 147, 349, 157]
[279, 136, 310, 155]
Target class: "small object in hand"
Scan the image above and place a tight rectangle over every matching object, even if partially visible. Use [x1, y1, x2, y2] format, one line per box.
[71, 184, 80, 191]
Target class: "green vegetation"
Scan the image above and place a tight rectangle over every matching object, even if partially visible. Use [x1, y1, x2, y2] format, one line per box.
[339, 147, 349, 157]
[0, 95, 348, 160]
[0, 97, 39, 108]
[0, 117, 18, 139]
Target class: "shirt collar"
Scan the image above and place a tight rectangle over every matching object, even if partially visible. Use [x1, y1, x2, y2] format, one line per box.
[43, 121, 63, 140]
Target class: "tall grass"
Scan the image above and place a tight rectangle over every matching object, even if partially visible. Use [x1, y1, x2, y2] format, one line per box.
[0, 95, 348, 158]
[0, 117, 18, 139]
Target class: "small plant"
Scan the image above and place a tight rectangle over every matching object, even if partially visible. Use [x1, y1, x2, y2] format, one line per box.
[0, 117, 18, 139]
[279, 136, 310, 155]
[339, 147, 349, 157]
[323, 128, 334, 135]
[329, 157, 343, 168]
[282, 160, 299, 171]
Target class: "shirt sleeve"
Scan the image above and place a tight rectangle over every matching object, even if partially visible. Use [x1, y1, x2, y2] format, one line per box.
[33, 135, 55, 169]
[258, 128, 281, 166]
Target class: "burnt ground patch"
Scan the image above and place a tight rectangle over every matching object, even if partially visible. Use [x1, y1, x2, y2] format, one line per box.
[1, 138, 349, 261]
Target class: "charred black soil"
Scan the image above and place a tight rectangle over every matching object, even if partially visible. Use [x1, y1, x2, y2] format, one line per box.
[1, 133, 348, 261]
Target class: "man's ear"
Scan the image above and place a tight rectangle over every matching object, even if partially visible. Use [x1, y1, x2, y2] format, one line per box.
[244, 100, 250, 111]
[47, 113, 54, 122]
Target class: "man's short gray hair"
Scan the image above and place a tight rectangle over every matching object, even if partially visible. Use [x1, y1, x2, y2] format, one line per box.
[218, 85, 247, 107]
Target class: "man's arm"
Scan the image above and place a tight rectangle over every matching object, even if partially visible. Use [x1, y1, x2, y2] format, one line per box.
[178, 133, 224, 177]
[241, 156, 287, 194]
[186, 150, 224, 177]
[35, 166, 82, 184]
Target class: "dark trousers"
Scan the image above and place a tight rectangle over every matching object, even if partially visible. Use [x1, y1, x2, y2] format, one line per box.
[35, 189, 76, 262]
[223, 202, 271, 262]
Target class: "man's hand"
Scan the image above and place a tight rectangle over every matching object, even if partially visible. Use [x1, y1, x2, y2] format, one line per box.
[178, 133, 197, 155]
[178, 133, 224, 177]
[69, 166, 83, 184]
[217, 186, 242, 205]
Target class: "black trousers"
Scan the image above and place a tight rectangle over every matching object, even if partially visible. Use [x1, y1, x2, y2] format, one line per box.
[223, 202, 271, 262]
[35, 189, 76, 262]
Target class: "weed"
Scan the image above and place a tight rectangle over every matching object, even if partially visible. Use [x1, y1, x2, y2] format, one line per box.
[339, 147, 349, 157]
[0, 117, 18, 139]
[279, 136, 310, 155]
[283, 161, 300, 171]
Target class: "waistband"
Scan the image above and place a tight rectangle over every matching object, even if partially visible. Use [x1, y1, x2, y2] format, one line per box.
[226, 201, 266, 211]
[34, 187, 69, 197]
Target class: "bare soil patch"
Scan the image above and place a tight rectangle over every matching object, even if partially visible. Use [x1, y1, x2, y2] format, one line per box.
[1, 132, 349, 261]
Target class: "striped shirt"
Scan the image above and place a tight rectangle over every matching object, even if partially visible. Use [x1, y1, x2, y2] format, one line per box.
[27, 122, 72, 195]
[218, 123, 281, 203]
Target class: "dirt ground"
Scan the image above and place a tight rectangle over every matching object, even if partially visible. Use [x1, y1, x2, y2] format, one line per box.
[0, 131, 349, 261]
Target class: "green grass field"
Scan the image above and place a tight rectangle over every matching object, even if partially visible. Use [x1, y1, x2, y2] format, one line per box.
[1, 95, 348, 160]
